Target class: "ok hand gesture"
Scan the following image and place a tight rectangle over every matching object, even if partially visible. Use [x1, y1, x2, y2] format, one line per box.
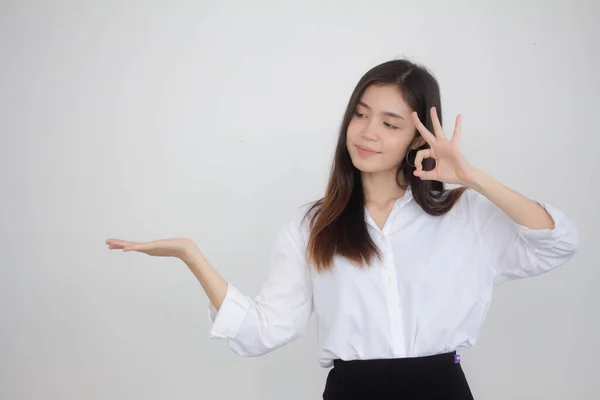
[411, 107, 477, 187]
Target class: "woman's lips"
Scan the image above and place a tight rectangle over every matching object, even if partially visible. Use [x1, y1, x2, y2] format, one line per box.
[356, 145, 380, 158]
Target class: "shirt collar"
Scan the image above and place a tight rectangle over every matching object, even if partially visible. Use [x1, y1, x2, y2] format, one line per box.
[364, 187, 414, 234]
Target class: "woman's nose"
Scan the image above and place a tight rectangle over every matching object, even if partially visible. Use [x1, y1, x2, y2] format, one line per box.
[360, 123, 378, 140]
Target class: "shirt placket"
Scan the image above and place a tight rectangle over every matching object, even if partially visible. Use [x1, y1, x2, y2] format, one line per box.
[379, 233, 405, 357]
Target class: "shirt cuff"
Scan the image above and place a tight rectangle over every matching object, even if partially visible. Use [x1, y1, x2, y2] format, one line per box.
[515, 201, 570, 247]
[207, 282, 251, 340]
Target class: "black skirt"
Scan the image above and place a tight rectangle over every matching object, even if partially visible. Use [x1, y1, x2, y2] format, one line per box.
[322, 351, 474, 400]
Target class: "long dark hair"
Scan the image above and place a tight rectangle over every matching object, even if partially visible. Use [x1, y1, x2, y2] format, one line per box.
[305, 59, 466, 272]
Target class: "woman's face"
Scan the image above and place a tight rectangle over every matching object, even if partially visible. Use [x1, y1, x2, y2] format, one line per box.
[346, 84, 420, 174]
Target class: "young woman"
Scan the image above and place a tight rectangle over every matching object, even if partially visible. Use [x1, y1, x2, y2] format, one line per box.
[106, 59, 579, 399]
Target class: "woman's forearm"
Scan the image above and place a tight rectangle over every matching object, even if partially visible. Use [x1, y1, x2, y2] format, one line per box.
[468, 169, 555, 230]
[182, 246, 228, 311]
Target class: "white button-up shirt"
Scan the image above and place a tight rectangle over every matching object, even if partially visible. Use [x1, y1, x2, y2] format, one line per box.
[208, 188, 579, 368]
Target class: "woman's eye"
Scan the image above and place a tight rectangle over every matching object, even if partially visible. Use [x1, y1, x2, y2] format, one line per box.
[353, 111, 366, 118]
[384, 122, 399, 129]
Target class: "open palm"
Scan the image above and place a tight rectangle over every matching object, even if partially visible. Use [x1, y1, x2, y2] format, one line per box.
[105, 237, 196, 261]
[411, 107, 476, 186]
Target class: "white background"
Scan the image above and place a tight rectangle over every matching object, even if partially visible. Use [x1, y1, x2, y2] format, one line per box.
[1, 1, 598, 399]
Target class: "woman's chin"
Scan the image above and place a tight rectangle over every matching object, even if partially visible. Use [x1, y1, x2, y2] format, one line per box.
[351, 161, 385, 174]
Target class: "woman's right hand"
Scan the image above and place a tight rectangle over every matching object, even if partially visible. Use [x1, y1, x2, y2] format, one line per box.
[106, 236, 227, 310]
[105, 237, 199, 263]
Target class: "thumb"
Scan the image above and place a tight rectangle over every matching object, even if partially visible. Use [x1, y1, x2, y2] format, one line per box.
[413, 169, 437, 180]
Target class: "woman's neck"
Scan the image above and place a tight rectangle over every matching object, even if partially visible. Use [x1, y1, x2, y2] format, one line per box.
[361, 170, 407, 207]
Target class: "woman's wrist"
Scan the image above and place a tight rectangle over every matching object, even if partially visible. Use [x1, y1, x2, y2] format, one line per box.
[180, 241, 204, 265]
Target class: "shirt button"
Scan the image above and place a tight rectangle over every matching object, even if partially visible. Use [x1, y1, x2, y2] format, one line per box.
[387, 276, 393, 284]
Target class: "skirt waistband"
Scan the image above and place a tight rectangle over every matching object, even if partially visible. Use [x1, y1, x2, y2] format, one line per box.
[332, 351, 459, 370]
[324, 351, 473, 399]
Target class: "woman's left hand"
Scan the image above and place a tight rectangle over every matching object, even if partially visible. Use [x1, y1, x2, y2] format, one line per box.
[411, 107, 478, 186]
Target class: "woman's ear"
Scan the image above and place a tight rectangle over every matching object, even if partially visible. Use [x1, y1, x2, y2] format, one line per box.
[410, 136, 427, 150]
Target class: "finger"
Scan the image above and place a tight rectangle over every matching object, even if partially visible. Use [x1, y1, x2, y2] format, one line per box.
[451, 114, 462, 145]
[106, 239, 129, 249]
[123, 242, 153, 252]
[413, 168, 438, 180]
[411, 111, 437, 146]
[108, 240, 139, 251]
[430, 107, 447, 141]
[414, 149, 432, 171]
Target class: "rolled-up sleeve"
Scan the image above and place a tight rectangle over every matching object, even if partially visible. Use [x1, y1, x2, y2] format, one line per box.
[467, 190, 580, 285]
[207, 213, 314, 356]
